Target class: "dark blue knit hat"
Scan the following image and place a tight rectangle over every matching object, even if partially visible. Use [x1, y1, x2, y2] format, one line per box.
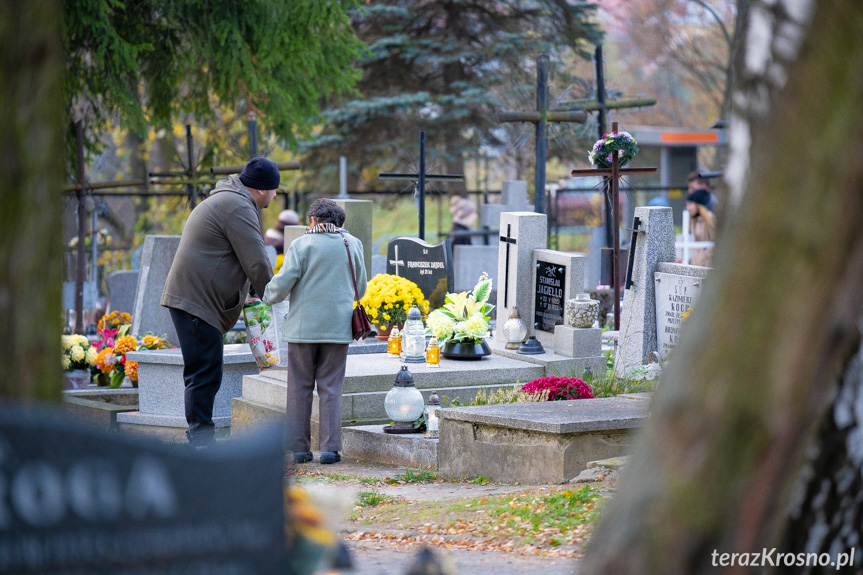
[687, 188, 710, 207]
[240, 157, 280, 190]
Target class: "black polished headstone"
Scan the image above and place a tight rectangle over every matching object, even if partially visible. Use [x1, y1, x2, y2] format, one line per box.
[386, 237, 454, 310]
[534, 260, 566, 332]
[0, 404, 286, 574]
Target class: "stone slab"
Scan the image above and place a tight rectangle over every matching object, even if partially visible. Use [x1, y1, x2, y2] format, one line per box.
[587, 455, 629, 470]
[62, 390, 139, 430]
[553, 326, 602, 358]
[342, 425, 437, 469]
[488, 341, 605, 380]
[439, 397, 648, 434]
[128, 344, 254, 419]
[453, 245, 498, 292]
[131, 235, 180, 344]
[480, 180, 529, 228]
[438, 413, 638, 484]
[231, 397, 285, 439]
[254, 352, 543, 396]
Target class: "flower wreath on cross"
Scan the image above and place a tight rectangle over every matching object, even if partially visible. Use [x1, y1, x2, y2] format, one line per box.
[588, 130, 639, 169]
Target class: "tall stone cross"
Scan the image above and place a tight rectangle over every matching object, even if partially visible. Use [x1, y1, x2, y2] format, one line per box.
[379, 131, 464, 240]
[569, 121, 657, 330]
[496, 54, 588, 214]
[389, 245, 405, 276]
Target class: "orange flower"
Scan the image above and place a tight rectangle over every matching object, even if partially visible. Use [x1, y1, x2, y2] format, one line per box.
[95, 347, 117, 374]
[114, 335, 138, 354]
[125, 361, 138, 382]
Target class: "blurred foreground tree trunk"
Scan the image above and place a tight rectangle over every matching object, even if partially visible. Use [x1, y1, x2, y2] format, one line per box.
[583, 2, 863, 573]
[0, 2, 65, 400]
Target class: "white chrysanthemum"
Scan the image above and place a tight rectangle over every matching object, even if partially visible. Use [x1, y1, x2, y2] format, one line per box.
[461, 316, 489, 340]
[70, 346, 85, 362]
[86, 347, 97, 365]
[426, 312, 455, 341]
[61, 356, 71, 370]
[61, 335, 74, 350]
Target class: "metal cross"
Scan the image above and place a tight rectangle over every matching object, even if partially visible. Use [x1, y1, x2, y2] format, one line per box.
[569, 121, 656, 331]
[499, 224, 517, 308]
[379, 131, 464, 240]
[389, 245, 405, 276]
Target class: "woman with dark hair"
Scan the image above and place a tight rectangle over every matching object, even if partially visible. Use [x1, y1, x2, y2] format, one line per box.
[263, 198, 366, 464]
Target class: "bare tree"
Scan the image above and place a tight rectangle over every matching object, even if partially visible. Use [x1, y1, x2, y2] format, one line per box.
[582, 2, 863, 572]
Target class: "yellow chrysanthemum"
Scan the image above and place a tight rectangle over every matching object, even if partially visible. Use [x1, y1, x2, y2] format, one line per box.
[114, 335, 138, 354]
[70, 346, 85, 362]
[61, 356, 71, 370]
[86, 347, 97, 365]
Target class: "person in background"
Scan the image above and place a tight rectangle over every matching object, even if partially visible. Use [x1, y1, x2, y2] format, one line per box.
[686, 188, 716, 267]
[263, 198, 366, 465]
[687, 170, 718, 211]
[161, 157, 279, 448]
[448, 195, 477, 246]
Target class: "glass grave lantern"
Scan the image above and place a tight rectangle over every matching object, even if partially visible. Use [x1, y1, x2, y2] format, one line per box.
[401, 304, 426, 363]
[502, 307, 528, 350]
[387, 326, 402, 358]
[425, 336, 441, 368]
[424, 390, 442, 439]
[383, 366, 425, 434]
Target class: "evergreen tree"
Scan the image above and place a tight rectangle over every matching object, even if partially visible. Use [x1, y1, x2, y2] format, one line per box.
[302, 0, 602, 191]
[64, 0, 367, 153]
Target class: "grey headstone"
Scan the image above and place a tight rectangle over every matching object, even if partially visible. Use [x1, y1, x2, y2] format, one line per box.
[654, 263, 710, 359]
[0, 404, 286, 572]
[531, 249, 586, 349]
[495, 212, 547, 342]
[106, 270, 140, 315]
[386, 237, 454, 310]
[282, 224, 306, 251]
[586, 226, 605, 290]
[453, 245, 498, 292]
[132, 235, 180, 343]
[480, 180, 530, 227]
[614, 207, 675, 376]
[335, 199, 373, 278]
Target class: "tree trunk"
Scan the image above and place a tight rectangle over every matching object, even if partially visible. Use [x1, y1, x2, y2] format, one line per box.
[0, 2, 65, 400]
[582, 3, 863, 573]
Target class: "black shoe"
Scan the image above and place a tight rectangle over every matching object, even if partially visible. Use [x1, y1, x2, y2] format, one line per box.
[320, 451, 341, 464]
[293, 451, 314, 464]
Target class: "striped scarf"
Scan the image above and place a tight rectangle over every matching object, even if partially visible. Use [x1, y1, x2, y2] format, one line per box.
[305, 223, 343, 234]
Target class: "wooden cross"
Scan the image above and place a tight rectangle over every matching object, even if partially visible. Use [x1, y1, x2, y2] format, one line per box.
[379, 131, 464, 240]
[496, 54, 588, 214]
[499, 224, 517, 308]
[389, 245, 405, 276]
[569, 121, 657, 331]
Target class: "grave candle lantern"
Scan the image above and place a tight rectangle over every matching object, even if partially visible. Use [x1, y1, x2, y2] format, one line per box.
[424, 390, 442, 438]
[387, 326, 402, 358]
[401, 305, 426, 363]
[426, 336, 441, 367]
[383, 366, 425, 434]
[502, 307, 528, 349]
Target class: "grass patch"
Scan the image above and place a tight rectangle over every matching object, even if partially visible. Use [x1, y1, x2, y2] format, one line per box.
[469, 476, 491, 485]
[356, 490, 390, 508]
[349, 485, 607, 549]
[387, 467, 438, 484]
[357, 476, 381, 486]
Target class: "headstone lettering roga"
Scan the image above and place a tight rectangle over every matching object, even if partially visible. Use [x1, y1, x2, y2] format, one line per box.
[0, 404, 286, 574]
[386, 237, 454, 310]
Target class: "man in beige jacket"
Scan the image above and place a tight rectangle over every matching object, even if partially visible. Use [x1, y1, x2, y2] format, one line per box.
[161, 157, 278, 447]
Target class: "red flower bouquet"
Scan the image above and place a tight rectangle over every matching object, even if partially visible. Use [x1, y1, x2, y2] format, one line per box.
[521, 377, 594, 401]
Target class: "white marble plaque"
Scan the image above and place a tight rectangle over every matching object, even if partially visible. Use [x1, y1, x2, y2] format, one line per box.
[654, 272, 704, 359]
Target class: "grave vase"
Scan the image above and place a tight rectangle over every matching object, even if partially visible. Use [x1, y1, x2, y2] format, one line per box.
[441, 340, 491, 360]
[94, 372, 110, 387]
[63, 369, 91, 390]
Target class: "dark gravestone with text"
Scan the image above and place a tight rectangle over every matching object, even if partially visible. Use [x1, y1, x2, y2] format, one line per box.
[0, 405, 286, 574]
[386, 237, 454, 310]
[534, 260, 566, 332]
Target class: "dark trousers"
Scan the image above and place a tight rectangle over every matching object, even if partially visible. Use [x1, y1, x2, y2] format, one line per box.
[169, 307, 223, 445]
[286, 342, 349, 452]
